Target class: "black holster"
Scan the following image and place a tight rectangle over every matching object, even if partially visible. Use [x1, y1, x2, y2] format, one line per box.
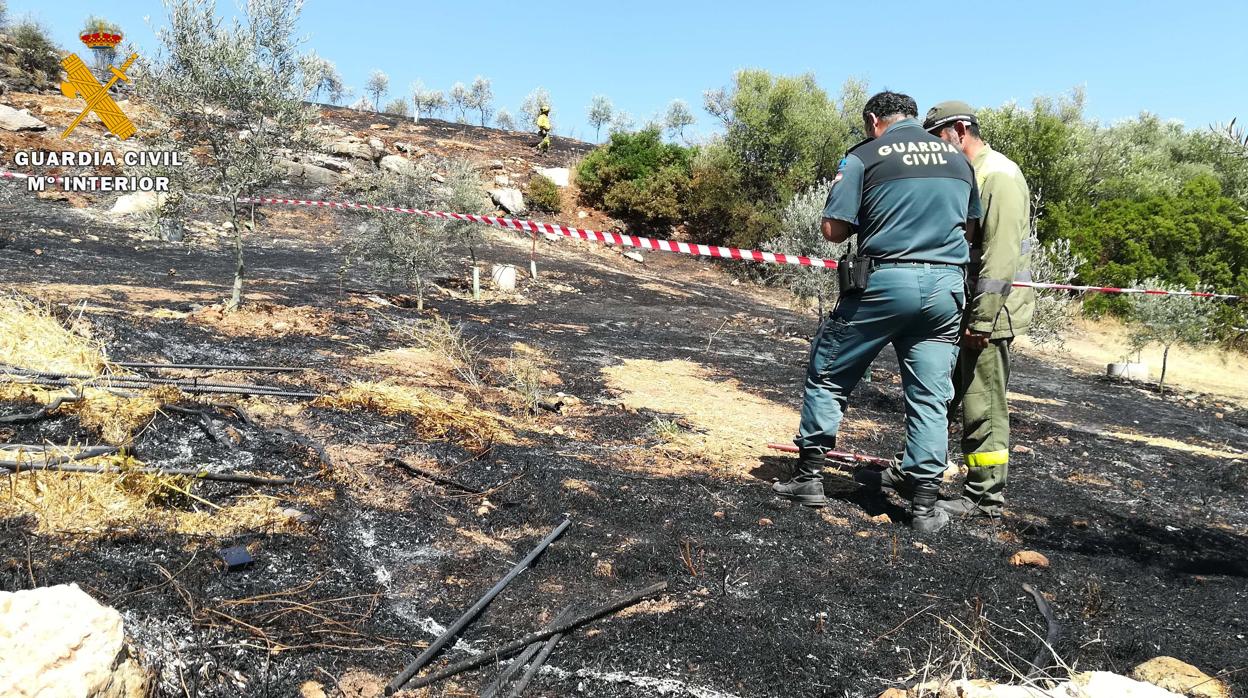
[837, 254, 872, 295]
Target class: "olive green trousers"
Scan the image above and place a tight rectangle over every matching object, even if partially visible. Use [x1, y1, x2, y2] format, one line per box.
[950, 338, 1012, 510]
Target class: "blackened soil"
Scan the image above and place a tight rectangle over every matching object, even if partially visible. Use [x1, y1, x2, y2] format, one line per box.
[1, 194, 1246, 698]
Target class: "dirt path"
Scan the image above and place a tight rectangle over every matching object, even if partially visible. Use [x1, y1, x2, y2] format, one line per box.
[1, 194, 1245, 697]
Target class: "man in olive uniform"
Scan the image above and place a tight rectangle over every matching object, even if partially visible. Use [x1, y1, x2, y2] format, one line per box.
[924, 101, 1035, 518]
[536, 105, 552, 153]
[772, 91, 981, 534]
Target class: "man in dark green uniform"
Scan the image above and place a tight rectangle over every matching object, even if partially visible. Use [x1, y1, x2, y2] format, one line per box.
[924, 101, 1035, 518]
[772, 91, 981, 534]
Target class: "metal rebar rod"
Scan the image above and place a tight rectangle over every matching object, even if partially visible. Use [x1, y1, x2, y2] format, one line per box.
[505, 607, 577, 698]
[386, 519, 573, 695]
[396, 581, 669, 692]
[6, 371, 300, 392]
[7, 376, 319, 399]
[0, 462, 303, 485]
[481, 606, 575, 698]
[114, 362, 304, 373]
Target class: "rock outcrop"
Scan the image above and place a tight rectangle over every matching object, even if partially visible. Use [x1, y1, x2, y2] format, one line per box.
[0, 584, 150, 698]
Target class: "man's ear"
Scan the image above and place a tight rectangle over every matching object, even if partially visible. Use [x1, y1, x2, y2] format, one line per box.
[954, 121, 968, 139]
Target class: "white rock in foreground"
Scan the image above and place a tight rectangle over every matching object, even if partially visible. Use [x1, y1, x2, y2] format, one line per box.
[915, 672, 1184, 698]
[0, 583, 150, 697]
[0, 104, 47, 131]
[109, 191, 167, 216]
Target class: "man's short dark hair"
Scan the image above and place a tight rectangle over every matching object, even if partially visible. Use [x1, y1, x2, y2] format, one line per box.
[936, 121, 983, 139]
[863, 91, 918, 122]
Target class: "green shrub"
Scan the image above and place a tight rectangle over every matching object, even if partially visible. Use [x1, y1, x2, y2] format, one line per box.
[12, 19, 60, 77]
[527, 173, 562, 213]
[574, 127, 692, 227]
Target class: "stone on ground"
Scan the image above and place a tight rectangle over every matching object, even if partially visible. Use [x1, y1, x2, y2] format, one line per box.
[380, 154, 420, 178]
[1008, 550, 1050, 568]
[280, 159, 345, 187]
[0, 583, 150, 698]
[1130, 657, 1230, 698]
[109, 191, 167, 216]
[489, 187, 526, 215]
[0, 104, 47, 131]
[535, 166, 570, 186]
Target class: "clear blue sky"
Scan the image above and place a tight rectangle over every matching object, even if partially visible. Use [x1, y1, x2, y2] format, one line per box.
[14, 0, 1248, 143]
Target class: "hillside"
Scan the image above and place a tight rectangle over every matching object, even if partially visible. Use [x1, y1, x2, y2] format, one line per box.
[1, 90, 1246, 698]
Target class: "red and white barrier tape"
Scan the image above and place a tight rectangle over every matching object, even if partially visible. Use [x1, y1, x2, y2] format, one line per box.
[1, 170, 1240, 299]
[236, 195, 838, 269]
[234, 196, 1241, 300]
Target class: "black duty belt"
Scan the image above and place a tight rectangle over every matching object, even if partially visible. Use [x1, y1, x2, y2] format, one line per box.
[870, 260, 965, 270]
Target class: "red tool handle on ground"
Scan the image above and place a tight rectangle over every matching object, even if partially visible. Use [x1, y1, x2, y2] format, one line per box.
[766, 442, 891, 469]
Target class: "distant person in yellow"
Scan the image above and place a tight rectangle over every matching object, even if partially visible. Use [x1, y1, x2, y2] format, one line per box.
[536, 105, 552, 153]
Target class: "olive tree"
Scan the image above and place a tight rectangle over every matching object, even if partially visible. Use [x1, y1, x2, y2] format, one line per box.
[466, 76, 494, 127]
[344, 159, 487, 308]
[587, 95, 613, 141]
[300, 50, 345, 103]
[449, 82, 469, 123]
[383, 98, 410, 117]
[495, 109, 515, 131]
[143, 0, 314, 310]
[763, 181, 848, 317]
[1026, 234, 1086, 348]
[664, 99, 695, 141]
[1126, 277, 1219, 392]
[365, 70, 388, 114]
[410, 81, 445, 123]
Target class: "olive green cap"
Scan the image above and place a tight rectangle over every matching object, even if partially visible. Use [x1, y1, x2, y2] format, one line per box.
[923, 100, 978, 130]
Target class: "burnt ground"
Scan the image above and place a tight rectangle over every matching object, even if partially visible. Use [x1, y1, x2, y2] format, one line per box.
[1, 192, 1247, 698]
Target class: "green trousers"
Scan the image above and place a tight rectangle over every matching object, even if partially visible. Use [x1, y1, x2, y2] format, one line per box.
[950, 338, 1012, 509]
[795, 265, 964, 482]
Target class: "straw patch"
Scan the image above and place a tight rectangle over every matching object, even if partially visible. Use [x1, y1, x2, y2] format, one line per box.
[0, 453, 291, 536]
[602, 359, 798, 475]
[315, 382, 499, 454]
[0, 295, 179, 444]
[0, 295, 107, 375]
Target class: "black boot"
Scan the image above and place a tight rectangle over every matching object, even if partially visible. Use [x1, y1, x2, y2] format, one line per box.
[910, 479, 949, 534]
[772, 450, 827, 507]
[852, 453, 914, 499]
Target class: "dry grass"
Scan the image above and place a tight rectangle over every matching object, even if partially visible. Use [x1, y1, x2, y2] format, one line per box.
[0, 295, 107, 375]
[601, 359, 799, 475]
[402, 316, 488, 390]
[0, 294, 178, 445]
[1018, 316, 1248, 405]
[315, 381, 499, 454]
[0, 453, 290, 536]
